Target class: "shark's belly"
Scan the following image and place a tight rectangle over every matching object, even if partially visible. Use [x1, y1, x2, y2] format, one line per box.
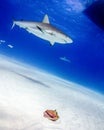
[26, 28, 65, 43]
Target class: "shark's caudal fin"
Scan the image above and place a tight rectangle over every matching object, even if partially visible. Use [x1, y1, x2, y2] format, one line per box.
[11, 21, 16, 30]
[43, 14, 50, 24]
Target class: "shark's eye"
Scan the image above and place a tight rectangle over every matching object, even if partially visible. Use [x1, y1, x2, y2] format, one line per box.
[62, 39, 67, 43]
[64, 40, 67, 42]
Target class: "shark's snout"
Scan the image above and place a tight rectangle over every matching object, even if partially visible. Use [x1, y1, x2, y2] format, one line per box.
[66, 36, 73, 43]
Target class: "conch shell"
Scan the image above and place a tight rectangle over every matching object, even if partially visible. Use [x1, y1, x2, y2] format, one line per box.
[43, 109, 59, 121]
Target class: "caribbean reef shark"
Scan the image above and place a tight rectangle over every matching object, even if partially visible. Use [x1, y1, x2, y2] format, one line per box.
[12, 14, 73, 46]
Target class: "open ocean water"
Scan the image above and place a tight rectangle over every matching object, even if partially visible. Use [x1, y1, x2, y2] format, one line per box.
[0, 0, 104, 94]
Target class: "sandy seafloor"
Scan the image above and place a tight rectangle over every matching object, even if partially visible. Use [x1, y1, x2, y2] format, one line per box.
[0, 55, 104, 130]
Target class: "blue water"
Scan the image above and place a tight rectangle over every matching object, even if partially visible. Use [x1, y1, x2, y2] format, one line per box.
[0, 0, 104, 94]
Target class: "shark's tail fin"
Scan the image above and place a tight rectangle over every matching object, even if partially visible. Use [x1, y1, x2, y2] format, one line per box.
[11, 21, 16, 30]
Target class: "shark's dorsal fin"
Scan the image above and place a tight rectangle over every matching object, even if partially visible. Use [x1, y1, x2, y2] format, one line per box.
[43, 14, 50, 24]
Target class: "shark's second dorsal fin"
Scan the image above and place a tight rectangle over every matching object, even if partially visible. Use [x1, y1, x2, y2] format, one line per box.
[43, 14, 50, 24]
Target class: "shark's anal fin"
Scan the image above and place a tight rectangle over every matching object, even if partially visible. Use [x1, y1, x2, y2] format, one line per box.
[50, 41, 55, 46]
[43, 14, 50, 24]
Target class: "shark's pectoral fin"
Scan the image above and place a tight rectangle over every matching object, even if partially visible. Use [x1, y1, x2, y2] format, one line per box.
[36, 26, 44, 33]
[50, 41, 55, 46]
[43, 14, 50, 24]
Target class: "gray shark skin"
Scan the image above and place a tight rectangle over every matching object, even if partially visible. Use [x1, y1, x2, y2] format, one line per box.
[12, 14, 73, 46]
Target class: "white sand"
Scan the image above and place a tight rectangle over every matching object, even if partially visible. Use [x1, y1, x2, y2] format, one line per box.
[0, 55, 104, 130]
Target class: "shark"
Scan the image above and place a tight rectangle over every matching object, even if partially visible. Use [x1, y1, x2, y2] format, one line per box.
[12, 14, 73, 46]
[60, 56, 71, 63]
